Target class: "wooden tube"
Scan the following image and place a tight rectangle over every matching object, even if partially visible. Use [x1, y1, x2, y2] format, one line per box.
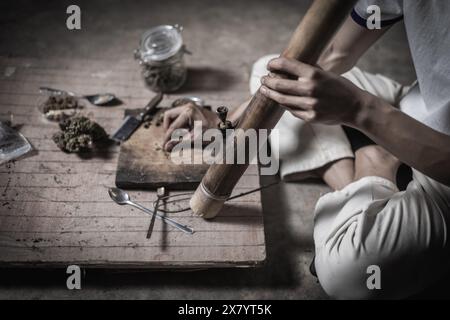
[191, 0, 358, 218]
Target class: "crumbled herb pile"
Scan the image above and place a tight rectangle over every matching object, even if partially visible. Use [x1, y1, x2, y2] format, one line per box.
[40, 94, 83, 121]
[52, 116, 108, 153]
[143, 110, 165, 129]
[43, 94, 81, 113]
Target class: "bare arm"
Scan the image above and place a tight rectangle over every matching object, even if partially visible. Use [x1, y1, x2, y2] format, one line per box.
[318, 18, 450, 185]
[318, 16, 391, 74]
[353, 96, 450, 186]
[231, 16, 390, 122]
[260, 55, 450, 186]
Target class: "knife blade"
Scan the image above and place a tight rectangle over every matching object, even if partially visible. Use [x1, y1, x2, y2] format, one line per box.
[112, 92, 163, 142]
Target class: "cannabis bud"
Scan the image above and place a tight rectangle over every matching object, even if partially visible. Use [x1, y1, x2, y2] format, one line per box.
[52, 116, 108, 153]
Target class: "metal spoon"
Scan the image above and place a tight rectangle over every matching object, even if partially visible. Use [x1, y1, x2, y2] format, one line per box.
[39, 86, 117, 106]
[108, 188, 194, 234]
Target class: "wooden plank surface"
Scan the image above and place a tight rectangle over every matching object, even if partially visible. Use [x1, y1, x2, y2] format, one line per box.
[115, 108, 210, 190]
[0, 56, 265, 268]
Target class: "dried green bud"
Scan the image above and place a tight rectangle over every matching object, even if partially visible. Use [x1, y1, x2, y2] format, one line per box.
[53, 116, 108, 153]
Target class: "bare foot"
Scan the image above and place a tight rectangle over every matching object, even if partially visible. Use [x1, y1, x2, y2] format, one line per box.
[354, 145, 401, 183]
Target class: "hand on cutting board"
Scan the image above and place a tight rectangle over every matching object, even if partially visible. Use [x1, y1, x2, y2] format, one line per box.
[260, 57, 374, 126]
[162, 102, 218, 152]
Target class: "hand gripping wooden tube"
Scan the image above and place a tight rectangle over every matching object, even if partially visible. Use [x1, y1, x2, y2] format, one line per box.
[190, 0, 358, 218]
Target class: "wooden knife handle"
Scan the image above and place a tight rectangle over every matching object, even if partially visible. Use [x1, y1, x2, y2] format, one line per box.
[139, 92, 163, 120]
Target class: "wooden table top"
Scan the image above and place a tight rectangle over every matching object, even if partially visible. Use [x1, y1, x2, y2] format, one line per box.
[0, 56, 266, 268]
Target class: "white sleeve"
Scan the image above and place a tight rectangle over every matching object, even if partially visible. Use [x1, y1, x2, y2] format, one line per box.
[352, 0, 403, 28]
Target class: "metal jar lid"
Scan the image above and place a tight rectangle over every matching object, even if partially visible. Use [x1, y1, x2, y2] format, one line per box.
[135, 25, 183, 62]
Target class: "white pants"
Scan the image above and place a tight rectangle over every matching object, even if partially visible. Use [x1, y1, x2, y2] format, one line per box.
[251, 55, 450, 299]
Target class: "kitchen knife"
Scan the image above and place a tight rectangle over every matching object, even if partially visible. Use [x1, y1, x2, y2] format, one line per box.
[111, 92, 163, 142]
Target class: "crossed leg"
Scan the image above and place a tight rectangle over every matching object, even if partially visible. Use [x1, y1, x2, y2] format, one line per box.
[317, 144, 401, 191]
[311, 141, 450, 299]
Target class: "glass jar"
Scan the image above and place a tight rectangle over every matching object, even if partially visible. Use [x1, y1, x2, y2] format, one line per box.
[134, 25, 188, 93]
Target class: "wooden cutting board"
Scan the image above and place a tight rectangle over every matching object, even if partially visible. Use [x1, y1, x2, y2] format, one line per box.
[115, 108, 210, 190]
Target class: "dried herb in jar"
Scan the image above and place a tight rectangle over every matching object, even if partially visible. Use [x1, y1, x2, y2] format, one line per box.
[135, 25, 188, 93]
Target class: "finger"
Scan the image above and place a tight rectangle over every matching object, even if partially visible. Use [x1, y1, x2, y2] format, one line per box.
[163, 112, 190, 146]
[163, 106, 187, 131]
[267, 57, 317, 78]
[283, 106, 315, 122]
[164, 130, 193, 152]
[261, 76, 313, 96]
[260, 85, 313, 110]
[164, 139, 178, 152]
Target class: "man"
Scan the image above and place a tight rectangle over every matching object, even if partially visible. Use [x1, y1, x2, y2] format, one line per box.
[162, 0, 450, 299]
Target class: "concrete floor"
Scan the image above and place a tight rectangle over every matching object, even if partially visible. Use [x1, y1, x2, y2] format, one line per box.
[0, 0, 424, 299]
